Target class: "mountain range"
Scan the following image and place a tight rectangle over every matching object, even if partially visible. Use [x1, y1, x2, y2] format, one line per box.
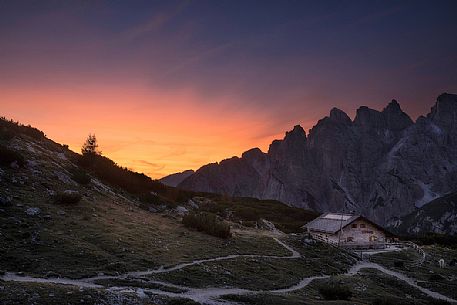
[173, 93, 457, 229]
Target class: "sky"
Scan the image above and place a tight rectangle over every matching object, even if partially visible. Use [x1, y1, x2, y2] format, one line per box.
[1, 0, 457, 178]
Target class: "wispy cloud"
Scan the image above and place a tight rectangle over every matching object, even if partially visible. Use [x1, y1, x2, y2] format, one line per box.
[121, 0, 190, 42]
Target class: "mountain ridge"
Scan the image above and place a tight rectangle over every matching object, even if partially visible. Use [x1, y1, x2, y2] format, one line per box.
[178, 93, 457, 230]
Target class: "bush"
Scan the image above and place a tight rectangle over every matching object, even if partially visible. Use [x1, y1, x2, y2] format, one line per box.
[182, 212, 231, 239]
[318, 281, 353, 300]
[71, 169, 91, 185]
[394, 260, 404, 268]
[0, 145, 25, 167]
[54, 191, 82, 205]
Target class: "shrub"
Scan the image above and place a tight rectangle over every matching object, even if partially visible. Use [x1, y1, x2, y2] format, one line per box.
[71, 169, 91, 185]
[182, 212, 231, 239]
[139, 192, 162, 205]
[0, 145, 25, 167]
[318, 281, 353, 300]
[54, 191, 82, 205]
[394, 260, 404, 268]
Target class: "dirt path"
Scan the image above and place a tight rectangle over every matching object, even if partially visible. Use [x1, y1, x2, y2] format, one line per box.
[1, 238, 456, 305]
[348, 262, 456, 303]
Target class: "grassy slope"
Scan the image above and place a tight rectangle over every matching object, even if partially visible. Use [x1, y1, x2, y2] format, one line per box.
[371, 246, 457, 299]
[394, 192, 457, 236]
[0, 121, 296, 279]
[150, 236, 354, 291]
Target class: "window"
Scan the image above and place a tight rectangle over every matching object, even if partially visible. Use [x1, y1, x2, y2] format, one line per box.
[362, 230, 374, 234]
[360, 224, 366, 228]
[351, 224, 357, 228]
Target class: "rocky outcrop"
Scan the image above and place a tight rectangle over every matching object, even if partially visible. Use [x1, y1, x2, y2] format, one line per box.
[390, 191, 457, 235]
[179, 93, 457, 226]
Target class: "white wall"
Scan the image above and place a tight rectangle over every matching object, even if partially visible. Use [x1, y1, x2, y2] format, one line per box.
[310, 219, 386, 245]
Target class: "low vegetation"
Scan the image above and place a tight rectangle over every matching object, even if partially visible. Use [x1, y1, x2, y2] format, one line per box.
[317, 280, 353, 300]
[54, 191, 82, 205]
[197, 197, 317, 233]
[0, 144, 25, 167]
[70, 169, 91, 185]
[182, 212, 231, 238]
[404, 233, 457, 248]
[0, 117, 45, 141]
[370, 246, 457, 300]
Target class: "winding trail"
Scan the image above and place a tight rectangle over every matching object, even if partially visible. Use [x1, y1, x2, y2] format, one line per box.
[1, 237, 455, 304]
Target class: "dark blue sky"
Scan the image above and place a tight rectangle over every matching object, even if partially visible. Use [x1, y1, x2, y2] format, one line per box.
[1, 0, 457, 118]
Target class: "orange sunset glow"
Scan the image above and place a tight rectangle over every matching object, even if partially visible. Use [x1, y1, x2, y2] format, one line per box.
[1, 84, 296, 178]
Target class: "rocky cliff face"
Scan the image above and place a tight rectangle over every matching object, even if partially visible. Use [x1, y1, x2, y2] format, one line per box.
[179, 93, 457, 226]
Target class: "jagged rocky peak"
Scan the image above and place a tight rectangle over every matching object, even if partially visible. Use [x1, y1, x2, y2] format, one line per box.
[268, 125, 306, 156]
[329, 107, 351, 125]
[285, 125, 307, 140]
[241, 147, 265, 160]
[383, 99, 401, 112]
[353, 106, 383, 130]
[382, 99, 413, 131]
[354, 99, 413, 132]
[428, 93, 457, 127]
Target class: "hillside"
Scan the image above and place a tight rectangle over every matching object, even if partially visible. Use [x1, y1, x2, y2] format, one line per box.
[0, 117, 318, 274]
[178, 93, 457, 229]
[390, 191, 457, 236]
[1, 117, 457, 305]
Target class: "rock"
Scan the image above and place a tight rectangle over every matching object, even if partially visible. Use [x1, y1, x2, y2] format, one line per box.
[10, 161, 20, 169]
[0, 196, 12, 206]
[257, 219, 277, 231]
[136, 288, 147, 299]
[302, 237, 317, 245]
[187, 199, 199, 209]
[57, 211, 66, 216]
[174, 206, 188, 216]
[148, 206, 158, 213]
[45, 271, 60, 278]
[26, 207, 41, 216]
[178, 93, 457, 231]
